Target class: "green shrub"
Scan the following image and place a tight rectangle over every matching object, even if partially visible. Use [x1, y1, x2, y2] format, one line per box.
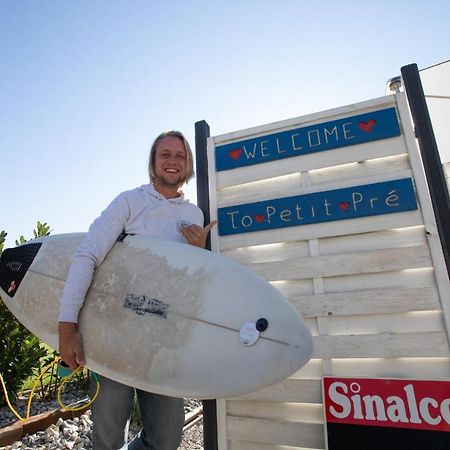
[0, 231, 6, 253]
[0, 223, 52, 406]
[0, 303, 48, 405]
[15, 221, 51, 246]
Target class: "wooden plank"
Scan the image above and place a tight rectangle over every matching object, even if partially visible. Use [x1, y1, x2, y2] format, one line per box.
[307, 154, 409, 187]
[304, 318, 318, 335]
[216, 136, 406, 189]
[318, 226, 426, 255]
[285, 357, 450, 382]
[290, 359, 324, 379]
[229, 440, 321, 450]
[274, 267, 436, 300]
[325, 311, 445, 335]
[222, 241, 311, 265]
[444, 162, 450, 192]
[216, 399, 228, 450]
[227, 401, 323, 423]
[313, 331, 450, 358]
[328, 357, 450, 379]
[323, 266, 436, 293]
[232, 379, 322, 403]
[222, 227, 427, 265]
[444, 162, 450, 176]
[218, 210, 423, 251]
[272, 279, 315, 296]
[217, 154, 411, 208]
[290, 286, 441, 318]
[227, 416, 325, 449]
[248, 245, 431, 281]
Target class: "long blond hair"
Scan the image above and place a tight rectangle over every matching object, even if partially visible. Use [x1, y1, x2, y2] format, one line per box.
[148, 131, 194, 184]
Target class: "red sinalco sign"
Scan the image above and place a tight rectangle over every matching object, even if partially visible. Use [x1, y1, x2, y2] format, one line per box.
[324, 377, 450, 450]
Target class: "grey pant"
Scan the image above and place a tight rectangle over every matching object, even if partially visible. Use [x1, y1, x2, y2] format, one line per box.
[91, 375, 184, 450]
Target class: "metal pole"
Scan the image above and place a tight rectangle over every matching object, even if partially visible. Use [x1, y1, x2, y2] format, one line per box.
[194, 119, 218, 450]
[401, 63, 450, 277]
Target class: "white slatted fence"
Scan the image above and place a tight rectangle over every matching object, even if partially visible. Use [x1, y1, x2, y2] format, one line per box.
[207, 93, 450, 450]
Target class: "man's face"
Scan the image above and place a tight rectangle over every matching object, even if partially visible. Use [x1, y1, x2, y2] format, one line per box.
[153, 136, 188, 188]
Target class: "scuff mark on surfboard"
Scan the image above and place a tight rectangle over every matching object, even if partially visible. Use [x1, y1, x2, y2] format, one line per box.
[80, 245, 211, 385]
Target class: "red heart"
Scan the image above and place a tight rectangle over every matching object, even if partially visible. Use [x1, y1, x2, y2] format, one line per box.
[229, 148, 242, 160]
[255, 214, 265, 223]
[359, 119, 376, 133]
[339, 202, 350, 211]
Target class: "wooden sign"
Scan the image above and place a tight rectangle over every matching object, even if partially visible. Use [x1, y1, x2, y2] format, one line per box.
[324, 377, 450, 450]
[217, 178, 417, 236]
[215, 107, 400, 172]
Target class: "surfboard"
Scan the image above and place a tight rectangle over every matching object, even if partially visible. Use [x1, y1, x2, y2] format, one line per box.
[0, 233, 313, 399]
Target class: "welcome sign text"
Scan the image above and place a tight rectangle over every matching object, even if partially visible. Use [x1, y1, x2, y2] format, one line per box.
[216, 108, 400, 171]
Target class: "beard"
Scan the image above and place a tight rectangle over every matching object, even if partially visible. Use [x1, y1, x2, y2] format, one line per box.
[154, 171, 185, 188]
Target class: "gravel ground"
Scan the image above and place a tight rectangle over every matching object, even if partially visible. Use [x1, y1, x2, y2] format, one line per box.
[1, 391, 203, 449]
[0, 386, 90, 428]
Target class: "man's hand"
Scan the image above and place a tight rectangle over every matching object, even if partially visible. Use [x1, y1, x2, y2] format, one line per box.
[58, 322, 86, 370]
[180, 221, 217, 249]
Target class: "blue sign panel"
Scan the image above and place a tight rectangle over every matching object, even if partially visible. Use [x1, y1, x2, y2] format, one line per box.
[215, 107, 400, 172]
[218, 178, 417, 236]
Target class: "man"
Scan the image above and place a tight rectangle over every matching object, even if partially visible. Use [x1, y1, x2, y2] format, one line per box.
[58, 130, 216, 449]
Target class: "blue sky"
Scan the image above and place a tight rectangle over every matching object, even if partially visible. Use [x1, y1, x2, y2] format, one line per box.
[1, 0, 449, 249]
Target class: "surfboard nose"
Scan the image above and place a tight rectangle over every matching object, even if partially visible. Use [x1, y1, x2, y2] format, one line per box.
[0, 242, 42, 298]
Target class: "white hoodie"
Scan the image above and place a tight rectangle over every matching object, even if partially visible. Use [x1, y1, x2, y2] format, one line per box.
[59, 184, 204, 323]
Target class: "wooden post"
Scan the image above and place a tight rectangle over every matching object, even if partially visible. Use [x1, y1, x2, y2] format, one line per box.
[194, 119, 218, 450]
[401, 63, 450, 277]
